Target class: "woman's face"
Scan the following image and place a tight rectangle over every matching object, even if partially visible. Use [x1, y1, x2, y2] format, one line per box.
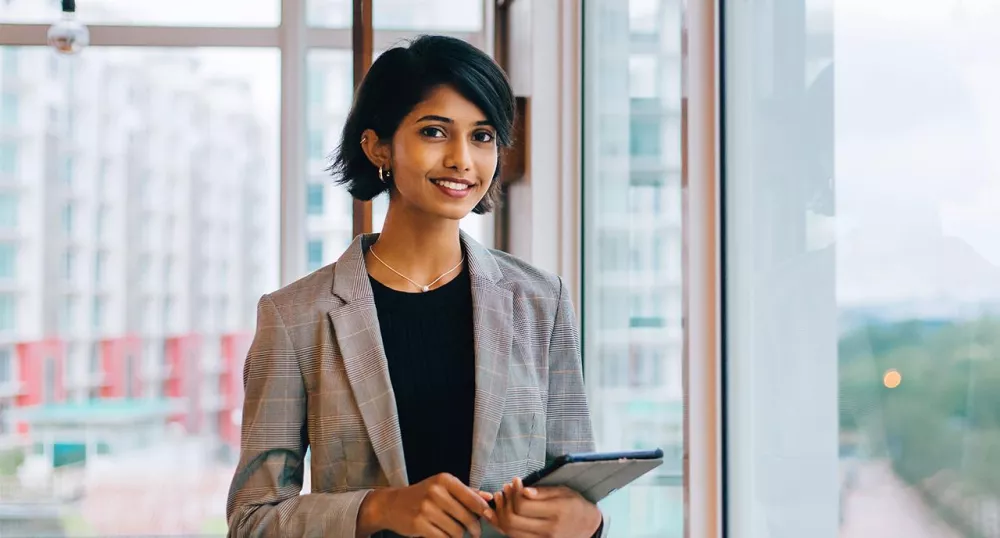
[369, 85, 498, 221]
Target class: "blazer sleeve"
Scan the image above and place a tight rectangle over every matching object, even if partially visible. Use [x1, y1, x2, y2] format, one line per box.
[546, 277, 611, 538]
[226, 294, 372, 538]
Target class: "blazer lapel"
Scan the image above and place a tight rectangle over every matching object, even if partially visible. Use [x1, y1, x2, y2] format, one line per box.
[463, 232, 513, 491]
[328, 234, 408, 488]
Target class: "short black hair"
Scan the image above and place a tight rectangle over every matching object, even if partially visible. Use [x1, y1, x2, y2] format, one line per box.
[330, 35, 515, 215]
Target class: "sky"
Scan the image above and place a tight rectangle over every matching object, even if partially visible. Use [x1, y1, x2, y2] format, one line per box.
[831, 1, 1000, 305]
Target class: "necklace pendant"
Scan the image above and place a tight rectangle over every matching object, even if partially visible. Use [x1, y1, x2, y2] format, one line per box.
[421, 285, 430, 292]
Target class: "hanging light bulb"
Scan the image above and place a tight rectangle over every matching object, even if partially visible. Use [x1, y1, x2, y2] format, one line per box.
[48, 0, 90, 56]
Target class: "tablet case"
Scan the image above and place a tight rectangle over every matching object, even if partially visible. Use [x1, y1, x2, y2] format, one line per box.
[523, 449, 664, 504]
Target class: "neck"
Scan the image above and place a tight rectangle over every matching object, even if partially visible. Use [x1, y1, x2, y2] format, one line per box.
[368, 202, 463, 287]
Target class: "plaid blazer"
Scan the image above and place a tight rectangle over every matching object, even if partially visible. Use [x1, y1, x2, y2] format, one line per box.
[226, 232, 608, 537]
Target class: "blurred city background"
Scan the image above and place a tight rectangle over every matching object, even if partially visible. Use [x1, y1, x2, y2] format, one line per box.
[0, 0, 999, 537]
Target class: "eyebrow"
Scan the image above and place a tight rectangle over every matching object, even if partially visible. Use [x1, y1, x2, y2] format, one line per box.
[416, 114, 493, 127]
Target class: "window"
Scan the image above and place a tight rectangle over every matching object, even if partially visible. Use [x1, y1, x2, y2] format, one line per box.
[43, 356, 55, 404]
[94, 253, 106, 284]
[91, 297, 103, 331]
[307, 183, 325, 215]
[0, 142, 15, 175]
[0, 347, 10, 384]
[0, 243, 13, 278]
[584, 1, 685, 536]
[1, 92, 17, 126]
[304, 50, 354, 272]
[630, 115, 661, 156]
[163, 298, 173, 331]
[308, 129, 325, 161]
[307, 239, 324, 272]
[95, 208, 107, 240]
[0, 193, 16, 227]
[308, 70, 325, 106]
[62, 297, 77, 334]
[89, 343, 102, 377]
[1, 48, 16, 77]
[0, 1, 280, 26]
[61, 155, 73, 184]
[63, 250, 75, 280]
[61, 203, 73, 235]
[723, 1, 1000, 535]
[309, 0, 483, 31]
[0, 294, 13, 331]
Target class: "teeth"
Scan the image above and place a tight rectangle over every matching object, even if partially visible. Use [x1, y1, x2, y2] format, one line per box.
[434, 180, 470, 191]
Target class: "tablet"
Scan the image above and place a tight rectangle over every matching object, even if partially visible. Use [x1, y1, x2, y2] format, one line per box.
[492, 448, 664, 506]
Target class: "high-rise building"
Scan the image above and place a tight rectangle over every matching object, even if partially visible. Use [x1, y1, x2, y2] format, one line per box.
[0, 45, 273, 471]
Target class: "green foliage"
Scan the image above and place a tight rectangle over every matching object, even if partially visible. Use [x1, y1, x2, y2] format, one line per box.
[839, 316, 1000, 498]
[0, 446, 24, 475]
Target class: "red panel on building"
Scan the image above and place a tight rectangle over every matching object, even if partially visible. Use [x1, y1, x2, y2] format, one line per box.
[99, 336, 144, 400]
[14, 338, 67, 434]
[219, 332, 251, 449]
[165, 334, 203, 434]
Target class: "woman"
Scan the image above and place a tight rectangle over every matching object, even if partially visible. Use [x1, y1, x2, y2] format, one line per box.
[226, 35, 606, 538]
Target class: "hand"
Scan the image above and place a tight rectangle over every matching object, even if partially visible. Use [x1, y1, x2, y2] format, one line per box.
[492, 477, 602, 538]
[377, 473, 497, 538]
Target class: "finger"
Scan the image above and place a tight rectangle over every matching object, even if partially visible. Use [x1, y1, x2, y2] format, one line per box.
[524, 486, 575, 501]
[515, 497, 563, 520]
[441, 475, 492, 517]
[426, 502, 467, 538]
[477, 490, 494, 501]
[497, 510, 551, 537]
[416, 519, 450, 538]
[432, 486, 484, 534]
[504, 482, 519, 513]
[513, 477, 525, 512]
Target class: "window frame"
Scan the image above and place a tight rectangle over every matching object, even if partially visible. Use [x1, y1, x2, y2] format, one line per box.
[574, 0, 723, 536]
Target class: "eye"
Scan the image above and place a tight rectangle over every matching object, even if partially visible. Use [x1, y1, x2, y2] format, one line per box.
[473, 130, 495, 144]
[421, 126, 446, 138]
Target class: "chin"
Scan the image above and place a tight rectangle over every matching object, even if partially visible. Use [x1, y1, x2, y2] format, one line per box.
[431, 205, 476, 221]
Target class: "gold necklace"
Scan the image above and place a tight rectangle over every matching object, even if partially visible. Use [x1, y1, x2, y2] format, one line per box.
[368, 245, 464, 293]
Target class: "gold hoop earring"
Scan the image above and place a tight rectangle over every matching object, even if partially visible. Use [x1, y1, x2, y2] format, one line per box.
[378, 166, 387, 183]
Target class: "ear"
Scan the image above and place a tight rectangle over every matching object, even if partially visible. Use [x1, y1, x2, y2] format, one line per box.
[360, 128, 391, 170]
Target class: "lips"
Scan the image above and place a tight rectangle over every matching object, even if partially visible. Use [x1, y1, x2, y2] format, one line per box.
[431, 179, 472, 191]
[430, 178, 475, 199]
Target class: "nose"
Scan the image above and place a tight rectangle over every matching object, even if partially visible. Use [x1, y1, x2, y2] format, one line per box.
[443, 137, 473, 172]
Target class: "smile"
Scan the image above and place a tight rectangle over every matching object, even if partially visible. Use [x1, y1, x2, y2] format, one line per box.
[431, 179, 471, 191]
[431, 178, 475, 199]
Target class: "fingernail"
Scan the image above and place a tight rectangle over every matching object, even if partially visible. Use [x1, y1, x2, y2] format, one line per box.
[484, 508, 494, 519]
[526, 487, 538, 496]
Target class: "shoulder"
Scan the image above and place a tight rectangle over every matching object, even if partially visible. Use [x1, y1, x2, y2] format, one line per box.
[488, 248, 566, 301]
[261, 263, 339, 316]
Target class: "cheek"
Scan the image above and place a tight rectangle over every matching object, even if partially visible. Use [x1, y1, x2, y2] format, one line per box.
[477, 149, 499, 180]
[393, 141, 436, 181]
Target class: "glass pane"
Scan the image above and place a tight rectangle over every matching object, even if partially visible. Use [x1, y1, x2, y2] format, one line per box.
[724, 1, 1000, 536]
[304, 49, 354, 274]
[309, 0, 482, 31]
[583, 0, 684, 537]
[0, 0, 280, 27]
[0, 46, 279, 536]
